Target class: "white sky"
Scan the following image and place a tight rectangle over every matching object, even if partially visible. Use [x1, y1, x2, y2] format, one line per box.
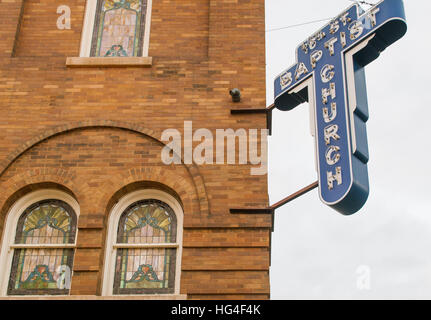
[266, 0, 431, 299]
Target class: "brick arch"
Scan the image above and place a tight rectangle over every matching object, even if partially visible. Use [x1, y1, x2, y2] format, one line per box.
[0, 120, 209, 215]
[97, 168, 198, 216]
[75, 168, 199, 227]
[0, 172, 82, 239]
[0, 168, 82, 206]
[100, 179, 194, 230]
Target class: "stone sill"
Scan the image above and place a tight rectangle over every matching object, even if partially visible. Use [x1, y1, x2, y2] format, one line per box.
[0, 294, 187, 300]
[66, 57, 153, 67]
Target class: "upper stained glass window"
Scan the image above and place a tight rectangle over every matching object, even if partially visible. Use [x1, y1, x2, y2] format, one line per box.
[7, 200, 77, 296]
[113, 200, 177, 295]
[90, 0, 148, 57]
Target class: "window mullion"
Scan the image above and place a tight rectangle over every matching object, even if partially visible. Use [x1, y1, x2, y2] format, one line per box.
[9, 244, 76, 251]
[113, 243, 179, 250]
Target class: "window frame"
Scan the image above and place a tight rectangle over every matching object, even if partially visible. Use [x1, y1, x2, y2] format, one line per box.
[79, 0, 153, 58]
[0, 190, 80, 297]
[101, 189, 183, 296]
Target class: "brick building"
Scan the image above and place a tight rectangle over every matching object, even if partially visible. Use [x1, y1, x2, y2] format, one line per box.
[0, 0, 270, 299]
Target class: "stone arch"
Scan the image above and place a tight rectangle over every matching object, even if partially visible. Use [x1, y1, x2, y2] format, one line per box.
[0, 120, 209, 215]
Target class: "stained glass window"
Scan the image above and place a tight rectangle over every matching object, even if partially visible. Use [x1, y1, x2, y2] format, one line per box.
[113, 200, 177, 295]
[7, 200, 77, 296]
[90, 0, 148, 57]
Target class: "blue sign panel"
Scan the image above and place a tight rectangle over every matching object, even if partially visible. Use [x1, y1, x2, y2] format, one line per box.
[274, 0, 407, 215]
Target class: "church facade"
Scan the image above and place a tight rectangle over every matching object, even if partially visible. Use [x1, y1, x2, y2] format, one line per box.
[0, 0, 270, 299]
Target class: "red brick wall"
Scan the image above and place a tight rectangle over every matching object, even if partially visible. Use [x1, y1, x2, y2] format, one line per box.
[0, 0, 270, 299]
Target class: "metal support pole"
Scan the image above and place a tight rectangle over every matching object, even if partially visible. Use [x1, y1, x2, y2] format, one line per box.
[269, 181, 318, 210]
[229, 181, 319, 232]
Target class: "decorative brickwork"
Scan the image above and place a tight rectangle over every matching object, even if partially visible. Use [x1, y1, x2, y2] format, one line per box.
[0, 0, 270, 299]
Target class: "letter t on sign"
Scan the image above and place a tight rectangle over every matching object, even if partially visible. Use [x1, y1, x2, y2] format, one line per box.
[273, 0, 407, 215]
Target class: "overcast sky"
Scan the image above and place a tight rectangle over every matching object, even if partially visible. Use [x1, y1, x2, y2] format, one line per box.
[266, 0, 431, 299]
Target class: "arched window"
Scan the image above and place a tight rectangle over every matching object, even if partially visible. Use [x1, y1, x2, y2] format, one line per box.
[102, 190, 183, 296]
[0, 190, 79, 296]
[80, 0, 153, 57]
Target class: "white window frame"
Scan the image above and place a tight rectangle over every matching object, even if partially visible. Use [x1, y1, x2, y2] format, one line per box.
[79, 0, 153, 58]
[101, 189, 183, 296]
[0, 190, 80, 297]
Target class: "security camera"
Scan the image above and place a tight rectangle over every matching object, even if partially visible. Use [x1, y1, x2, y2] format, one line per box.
[229, 88, 241, 103]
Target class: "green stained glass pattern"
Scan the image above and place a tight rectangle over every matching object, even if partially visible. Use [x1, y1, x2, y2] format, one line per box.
[7, 200, 77, 296]
[113, 200, 177, 295]
[118, 200, 176, 244]
[104, 0, 141, 11]
[91, 0, 148, 57]
[10, 249, 71, 291]
[15, 202, 74, 245]
[115, 248, 175, 293]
